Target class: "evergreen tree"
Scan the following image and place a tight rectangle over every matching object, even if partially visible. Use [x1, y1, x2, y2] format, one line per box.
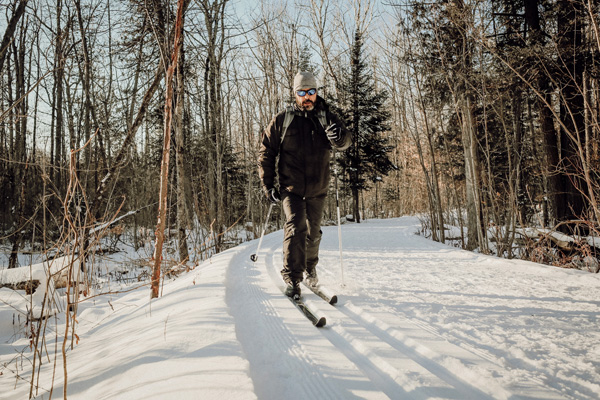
[336, 29, 396, 223]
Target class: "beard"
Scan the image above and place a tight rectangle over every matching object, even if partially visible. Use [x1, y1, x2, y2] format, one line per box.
[296, 97, 315, 111]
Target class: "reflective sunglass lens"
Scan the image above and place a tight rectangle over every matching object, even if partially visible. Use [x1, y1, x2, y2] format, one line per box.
[297, 89, 316, 97]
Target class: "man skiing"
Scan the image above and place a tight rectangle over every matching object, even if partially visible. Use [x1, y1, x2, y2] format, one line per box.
[258, 71, 351, 298]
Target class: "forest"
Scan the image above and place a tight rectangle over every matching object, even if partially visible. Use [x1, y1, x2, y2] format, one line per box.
[1, 0, 600, 275]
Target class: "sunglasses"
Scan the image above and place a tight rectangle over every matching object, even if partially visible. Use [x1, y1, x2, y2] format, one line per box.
[296, 88, 316, 97]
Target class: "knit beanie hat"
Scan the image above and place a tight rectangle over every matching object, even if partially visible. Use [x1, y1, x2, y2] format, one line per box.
[293, 71, 318, 91]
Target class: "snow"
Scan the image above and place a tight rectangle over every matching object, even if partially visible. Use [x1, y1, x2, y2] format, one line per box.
[2, 216, 600, 399]
[88, 210, 138, 234]
[0, 256, 82, 320]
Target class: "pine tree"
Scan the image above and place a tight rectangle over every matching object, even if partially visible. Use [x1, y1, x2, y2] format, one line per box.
[336, 29, 396, 223]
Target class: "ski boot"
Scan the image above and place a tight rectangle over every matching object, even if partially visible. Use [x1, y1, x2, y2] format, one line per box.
[285, 281, 301, 299]
[305, 269, 318, 288]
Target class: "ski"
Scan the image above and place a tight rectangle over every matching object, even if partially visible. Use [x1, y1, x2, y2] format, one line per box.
[286, 294, 326, 327]
[303, 283, 338, 305]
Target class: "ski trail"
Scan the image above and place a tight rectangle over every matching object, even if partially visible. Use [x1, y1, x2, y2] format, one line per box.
[263, 238, 489, 399]
[340, 222, 569, 399]
[227, 235, 375, 400]
[230, 225, 567, 399]
[259, 238, 388, 399]
[325, 324, 419, 399]
[340, 301, 508, 399]
[394, 291, 591, 398]
[227, 250, 324, 399]
[319, 308, 501, 399]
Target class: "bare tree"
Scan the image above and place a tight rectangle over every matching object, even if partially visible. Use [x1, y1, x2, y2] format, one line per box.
[174, 51, 192, 263]
[151, 0, 188, 298]
[0, 0, 27, 74]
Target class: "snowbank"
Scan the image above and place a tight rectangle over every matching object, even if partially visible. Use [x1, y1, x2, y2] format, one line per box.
[0, 256, 82, 320]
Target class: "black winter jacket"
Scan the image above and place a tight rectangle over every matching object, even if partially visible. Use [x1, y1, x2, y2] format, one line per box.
[258, 97, 351, 198]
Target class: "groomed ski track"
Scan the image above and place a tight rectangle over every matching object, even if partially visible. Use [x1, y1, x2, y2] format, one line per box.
[227, 218, 569, 400]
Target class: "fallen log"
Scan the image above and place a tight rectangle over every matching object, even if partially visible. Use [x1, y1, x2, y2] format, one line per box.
[0, 279, 40, 295]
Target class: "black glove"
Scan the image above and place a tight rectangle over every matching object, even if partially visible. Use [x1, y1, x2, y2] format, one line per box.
[325, 123, 342, 142]
[266, 188, 281, 204]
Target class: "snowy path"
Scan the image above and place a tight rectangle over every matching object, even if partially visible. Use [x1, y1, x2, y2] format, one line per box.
[226, 217, 591, 399]
[2, 217, 599, 399]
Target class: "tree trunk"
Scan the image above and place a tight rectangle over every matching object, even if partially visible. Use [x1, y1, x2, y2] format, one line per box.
[52, 0, 66, 191]
[461, 96, 484, 251]
[8, 24, 28, 268]
[557, 0, 586, 222]
[152, 0, 186, 299]
[452, 0, 486, 251]
[0, 0, 27, 74]
[175, 40, 191, 264]
[524, 0, 561, 226]
[73, 0, 99, 174]
[8, 162, 27, 269]
[201, 0, 229, 250]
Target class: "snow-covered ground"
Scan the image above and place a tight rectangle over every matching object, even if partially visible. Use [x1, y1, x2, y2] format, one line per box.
[1, 216, 600, 399]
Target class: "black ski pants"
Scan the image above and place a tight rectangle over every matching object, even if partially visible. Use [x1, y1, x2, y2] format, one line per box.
[281, 191, 326, 284]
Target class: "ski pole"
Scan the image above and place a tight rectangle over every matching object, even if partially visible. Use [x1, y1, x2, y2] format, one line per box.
[333, 148, 345, 285]
[250, 202, 274, 262]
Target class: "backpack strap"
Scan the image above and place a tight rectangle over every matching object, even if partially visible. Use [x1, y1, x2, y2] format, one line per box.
[280, 106, 329, 146]
[280, 106, 295, 145]
[316, 109, 328, 130]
